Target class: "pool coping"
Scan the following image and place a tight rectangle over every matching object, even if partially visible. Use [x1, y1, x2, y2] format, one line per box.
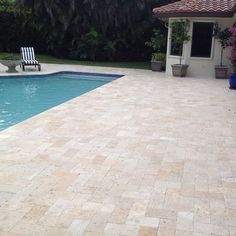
[0, 70, 124, 80]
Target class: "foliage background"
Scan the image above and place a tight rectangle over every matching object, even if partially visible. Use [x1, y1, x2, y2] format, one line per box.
[0, 0, 176, 61]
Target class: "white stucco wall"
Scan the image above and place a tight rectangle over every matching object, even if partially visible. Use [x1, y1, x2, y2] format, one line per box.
[165, 15, 236, 78]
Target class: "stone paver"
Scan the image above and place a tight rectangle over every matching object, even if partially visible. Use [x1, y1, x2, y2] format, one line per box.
[0, 64, 236, 236]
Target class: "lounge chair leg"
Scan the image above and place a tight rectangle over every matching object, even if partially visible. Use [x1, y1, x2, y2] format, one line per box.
[38, 65, 41, 71]
[22, 65, 25, 71]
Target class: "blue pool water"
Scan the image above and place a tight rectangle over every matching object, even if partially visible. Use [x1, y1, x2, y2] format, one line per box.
[0, 71, 121, 131]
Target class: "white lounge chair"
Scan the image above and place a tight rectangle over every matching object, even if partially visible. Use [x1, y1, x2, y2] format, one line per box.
[20, 47, 41, 71]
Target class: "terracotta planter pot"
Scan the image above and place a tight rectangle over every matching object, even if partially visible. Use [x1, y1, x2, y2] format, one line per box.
[151, 61, 163, 72]
[215, 66, 228, 79]
[171, 64, 189, 77]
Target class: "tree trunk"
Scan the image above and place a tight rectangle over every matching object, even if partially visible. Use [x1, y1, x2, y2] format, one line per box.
[220, 47, 224, 66]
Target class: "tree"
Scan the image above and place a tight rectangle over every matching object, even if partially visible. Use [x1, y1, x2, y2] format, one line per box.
[14, 0, 176, 60]
[213, 23, 231, 66]
[170, 19, 191, 65]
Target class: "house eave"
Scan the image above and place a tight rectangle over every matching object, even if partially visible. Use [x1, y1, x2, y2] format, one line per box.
[153, 11, 235, 18]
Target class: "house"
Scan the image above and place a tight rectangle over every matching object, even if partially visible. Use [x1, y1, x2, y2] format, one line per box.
[153, 0, 236, 78]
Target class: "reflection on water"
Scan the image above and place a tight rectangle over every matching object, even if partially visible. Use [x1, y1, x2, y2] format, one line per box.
[23, 83, 39, 97]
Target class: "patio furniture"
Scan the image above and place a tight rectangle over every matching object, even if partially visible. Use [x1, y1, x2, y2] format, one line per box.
[20, 47, 41, 71]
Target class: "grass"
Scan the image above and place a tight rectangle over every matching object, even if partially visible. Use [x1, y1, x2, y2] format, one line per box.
[0, 52, 150, 70]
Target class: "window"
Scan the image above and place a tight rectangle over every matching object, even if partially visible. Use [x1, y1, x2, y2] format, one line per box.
[191, 22, 214, 58]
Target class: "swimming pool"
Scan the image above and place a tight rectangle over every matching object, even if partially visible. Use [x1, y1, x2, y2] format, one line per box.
[0, 71, 122, 131]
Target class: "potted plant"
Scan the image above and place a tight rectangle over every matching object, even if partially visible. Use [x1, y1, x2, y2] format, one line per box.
[151, 52, 166, 71]
[213, 23, 231, 79]
[169, 19, 191, 77]
[228, 24, 236, 89]
[145, 29, 166, 71]
[0, 54, 21, 73]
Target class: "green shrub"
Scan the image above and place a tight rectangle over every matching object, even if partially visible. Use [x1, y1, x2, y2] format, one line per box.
[145, 29, 167, 52]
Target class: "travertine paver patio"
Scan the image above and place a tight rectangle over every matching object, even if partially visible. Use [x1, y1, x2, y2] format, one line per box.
[0, 64, 236, 236]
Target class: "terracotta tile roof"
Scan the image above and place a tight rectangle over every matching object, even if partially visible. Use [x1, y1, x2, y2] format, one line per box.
[153, 0, 236, 18]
